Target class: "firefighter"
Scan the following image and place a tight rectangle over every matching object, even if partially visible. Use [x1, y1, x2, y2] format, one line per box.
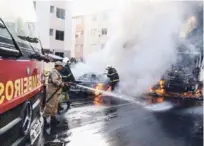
[57, 58, 76, 111]
[105, 66, 120, 91]
[61, 57, 75, 82]
[43, 61, 65, 126]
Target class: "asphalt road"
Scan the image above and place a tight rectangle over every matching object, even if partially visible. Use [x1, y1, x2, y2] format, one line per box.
[43, 96, 203, 146]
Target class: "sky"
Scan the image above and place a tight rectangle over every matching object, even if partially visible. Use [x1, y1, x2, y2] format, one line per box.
[71, 0, 123, 16]
[33, 0, 125, 16]
[0, 0, 37, 22]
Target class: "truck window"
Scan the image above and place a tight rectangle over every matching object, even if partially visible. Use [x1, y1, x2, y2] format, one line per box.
[0, 21, 17, 51]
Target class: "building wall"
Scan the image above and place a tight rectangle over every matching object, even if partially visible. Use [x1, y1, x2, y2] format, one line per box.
[64, 2, 73, 57]
[35, 1, 50, 49]
[35, 0, 72, 58]
[71, 18, 76, 57]
[83, 11, 111, 57]
[72, 16, 84, 58]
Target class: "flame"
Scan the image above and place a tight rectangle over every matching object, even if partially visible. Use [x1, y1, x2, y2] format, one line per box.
[149, 79, 202, 99]
[147, 96, 164, 104]
[163, 89, 202, 98]
[157, 97, 164, 103]
[93, 96, 103, 105]
[93, 83, 104, 105]
[148, 80, 166, 95]
[182, 90, 202, 98]
[159, 80, 165, 86]
[94, 83, 104, 96]
[154, 88, 165, 95]
[159, 80, 165, 89]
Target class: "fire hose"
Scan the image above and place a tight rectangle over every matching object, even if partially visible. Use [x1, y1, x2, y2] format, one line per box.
[43, 81, 112, 110]
[46, 86, 62, 103]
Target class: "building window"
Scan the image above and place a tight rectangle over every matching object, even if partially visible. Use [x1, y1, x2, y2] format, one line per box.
[75, 31, 84, 38]
[50, 6, 54, 13]
[55, 30, 64, 41]
[49, 28, 53, 36]
[91, 29, 97, 36]
[56, 8, 65, 19]
[102, 28, 107, 35]
[81, 31, 84, 36]
[33, 1, 36, 9]
[76, 18, 82, 25]
[55, 52, 64, 58]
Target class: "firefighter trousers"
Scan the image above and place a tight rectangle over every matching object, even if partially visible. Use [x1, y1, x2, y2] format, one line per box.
[43, 92, 61, 118]
[111, 81, 119, 91]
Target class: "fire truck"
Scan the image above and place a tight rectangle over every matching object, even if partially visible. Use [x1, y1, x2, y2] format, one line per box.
[0, 0, 48, 145]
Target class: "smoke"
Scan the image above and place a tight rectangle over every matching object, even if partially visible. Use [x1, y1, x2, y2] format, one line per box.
[72, 1, 200, 97]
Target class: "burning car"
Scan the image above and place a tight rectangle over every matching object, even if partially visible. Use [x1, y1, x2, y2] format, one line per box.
[150, 48, 203, 100]
[68, 73, 112, 104]
[149, 4, 203, 100]
[56, 72, 113, 114]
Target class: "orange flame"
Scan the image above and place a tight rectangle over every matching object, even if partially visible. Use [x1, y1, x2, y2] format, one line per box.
[159, 80, 165, 86]
[157, 97, 164, 103]
[94, 83, 104, 96]
[93, 83, 105, 105]
[93, 96, 103, 105]
[150, 79, 202, 99]
[154, 88, 165, 95]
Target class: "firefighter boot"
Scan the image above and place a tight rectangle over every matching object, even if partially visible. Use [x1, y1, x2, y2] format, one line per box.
[43, 117, 50, 127]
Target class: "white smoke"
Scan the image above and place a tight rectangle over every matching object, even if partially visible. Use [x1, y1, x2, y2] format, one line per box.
[72, 1, 197, 97]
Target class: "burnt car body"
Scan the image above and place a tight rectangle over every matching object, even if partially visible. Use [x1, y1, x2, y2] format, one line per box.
[150, 4, 203, 99]
[162, 50, 202, 93]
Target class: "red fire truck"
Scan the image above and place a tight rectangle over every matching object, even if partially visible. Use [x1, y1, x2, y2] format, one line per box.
[0, 0, 47, 145]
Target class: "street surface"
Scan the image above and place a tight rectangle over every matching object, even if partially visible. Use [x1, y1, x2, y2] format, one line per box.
[43, 96, 203, 146]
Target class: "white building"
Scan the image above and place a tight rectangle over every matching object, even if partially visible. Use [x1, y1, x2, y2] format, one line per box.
[34, 1, 72, 58]
[72, 10, 113, 58]
[71, 16, 84, 58]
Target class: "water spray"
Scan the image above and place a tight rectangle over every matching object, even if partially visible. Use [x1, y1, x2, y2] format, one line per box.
[76, 84, 143, 104]
[74, 84, 174, 111]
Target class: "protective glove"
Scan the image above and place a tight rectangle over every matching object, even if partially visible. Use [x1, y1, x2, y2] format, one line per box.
[60, 82, 65, 87]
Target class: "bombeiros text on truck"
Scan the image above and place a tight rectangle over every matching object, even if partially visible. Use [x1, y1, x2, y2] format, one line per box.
[0, 0, 50, 145]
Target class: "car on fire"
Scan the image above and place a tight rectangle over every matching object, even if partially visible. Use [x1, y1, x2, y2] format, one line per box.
[149, 5, 203, 100]
[68, 73, 112, 102]
[55, 72, 113, 114]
